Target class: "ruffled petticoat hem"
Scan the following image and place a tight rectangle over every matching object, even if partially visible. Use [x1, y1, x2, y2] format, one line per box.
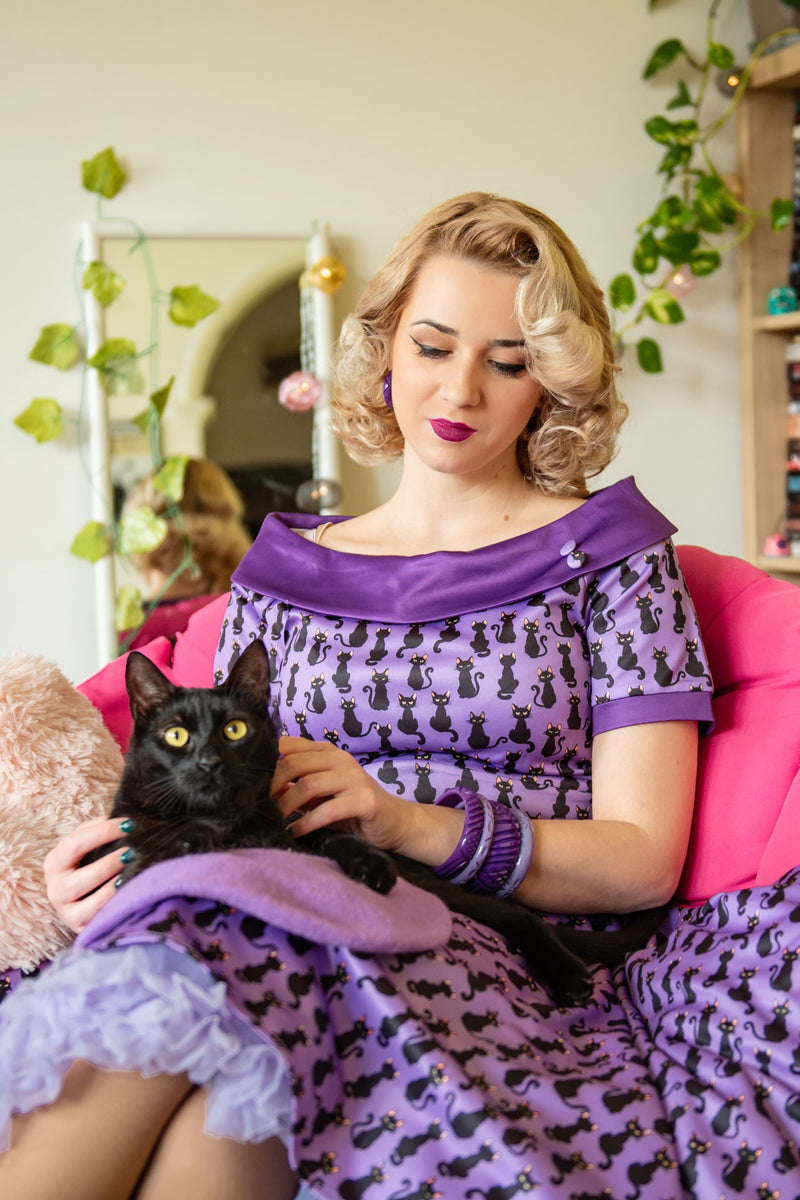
[0, 941, 295, 1154]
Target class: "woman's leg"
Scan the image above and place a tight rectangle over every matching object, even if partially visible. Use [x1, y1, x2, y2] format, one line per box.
[0, 1060, 194, 1200]
[135, 1085, 298, 1200]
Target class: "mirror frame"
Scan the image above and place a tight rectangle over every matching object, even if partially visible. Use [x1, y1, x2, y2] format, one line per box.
[81, 221, 339, 668]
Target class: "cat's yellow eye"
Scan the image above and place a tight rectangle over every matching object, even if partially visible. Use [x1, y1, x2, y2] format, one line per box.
[224, 719, 248, 741]
[163, 726, 189, 748]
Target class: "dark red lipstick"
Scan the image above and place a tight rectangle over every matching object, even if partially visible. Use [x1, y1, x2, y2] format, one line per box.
[429, 419, 476, 443]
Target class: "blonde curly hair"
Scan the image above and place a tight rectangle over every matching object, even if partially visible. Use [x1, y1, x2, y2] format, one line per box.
[123, 458, 252, 596]
[332, 192, 626, 497]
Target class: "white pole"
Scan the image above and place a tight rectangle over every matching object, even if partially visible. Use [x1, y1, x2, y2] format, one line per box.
[81, 222, 118, 667]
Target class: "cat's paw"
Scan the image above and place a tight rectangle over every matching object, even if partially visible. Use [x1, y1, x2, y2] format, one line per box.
[548, 962, 595, 1008]
[329, 838, 397, 894]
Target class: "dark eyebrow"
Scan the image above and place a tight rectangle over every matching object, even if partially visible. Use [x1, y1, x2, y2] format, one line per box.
[410, 319, 525, 349]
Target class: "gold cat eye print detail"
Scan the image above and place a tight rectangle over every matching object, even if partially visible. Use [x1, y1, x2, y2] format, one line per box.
[223, 719, 248, 741]
[163, 726, 189, 747]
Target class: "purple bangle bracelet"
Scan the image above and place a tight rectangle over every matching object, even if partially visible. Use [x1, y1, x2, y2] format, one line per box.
[496, 811, 534, 898]
[433, 791, 486, 882]
[471, 803, 522, 894]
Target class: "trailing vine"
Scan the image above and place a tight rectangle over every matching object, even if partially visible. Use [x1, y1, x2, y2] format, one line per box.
[14, 147, 221, 644]
[611, 0, 796, 371]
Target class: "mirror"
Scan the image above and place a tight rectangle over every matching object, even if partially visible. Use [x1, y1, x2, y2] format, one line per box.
[82, 223, 340, 667]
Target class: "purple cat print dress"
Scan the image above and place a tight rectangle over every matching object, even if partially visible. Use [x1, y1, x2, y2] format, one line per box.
[4, 477, 800, 1198]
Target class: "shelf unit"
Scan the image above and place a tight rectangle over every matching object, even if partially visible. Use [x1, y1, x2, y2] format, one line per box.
[737, 41, 800, 577]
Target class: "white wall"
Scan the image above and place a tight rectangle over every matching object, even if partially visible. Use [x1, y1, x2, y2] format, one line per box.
[1, 0, 753, 682]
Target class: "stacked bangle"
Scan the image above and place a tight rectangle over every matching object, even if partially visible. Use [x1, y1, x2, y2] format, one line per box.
[432, 788, 534, 897]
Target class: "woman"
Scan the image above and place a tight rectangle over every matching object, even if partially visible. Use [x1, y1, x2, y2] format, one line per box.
[1, 194, 712, 1198]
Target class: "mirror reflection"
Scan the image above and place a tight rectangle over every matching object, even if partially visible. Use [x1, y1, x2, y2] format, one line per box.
[100, 236, 315, 539]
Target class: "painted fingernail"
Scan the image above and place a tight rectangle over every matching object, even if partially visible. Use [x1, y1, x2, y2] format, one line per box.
[120, 848, 136, 864]
[114, 876, 124, 889]
[120, 819, 136, 833]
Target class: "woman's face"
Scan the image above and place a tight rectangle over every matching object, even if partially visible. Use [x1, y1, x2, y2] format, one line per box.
[389, 255, 542, 480]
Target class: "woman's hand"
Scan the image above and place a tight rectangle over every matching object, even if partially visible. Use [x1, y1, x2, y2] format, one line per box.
[271, 737, 416, 851]
[44, 816, 133, 932]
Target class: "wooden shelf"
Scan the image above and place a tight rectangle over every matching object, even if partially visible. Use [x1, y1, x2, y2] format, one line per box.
[752, 312, 800, 331]
[757, 555, 800, 573]
[737, 43, 800, 579]
[751, 40, 800, 90]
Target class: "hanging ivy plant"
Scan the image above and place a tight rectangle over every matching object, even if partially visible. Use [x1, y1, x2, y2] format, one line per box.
[14, 146, 221, 643]
[612, 0, 796, 372]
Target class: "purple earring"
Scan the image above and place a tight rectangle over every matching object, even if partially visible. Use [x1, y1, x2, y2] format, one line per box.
[383, 371, 393, 409]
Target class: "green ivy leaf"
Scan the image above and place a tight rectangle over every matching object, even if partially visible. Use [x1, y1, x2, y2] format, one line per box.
[119, 506, 168, 555]
[153, 454, 189, 504]
[708, 41, 735, 70]
[693, 175, 738, 228]
[70, 520, 112, 563]
[658, 144, 693, 176]
[115, 585, 146, 633]
[644, 116, 699, 147]
[772, 198, 794, 231]
[637, 338, 664, 373]
[87, 338, 146, 396]
[644, 288, 686, 325]
[657, 230, 700, 265]
[666, 80, 693, 110]
[643, 39, 684, 79]
[168, 285, 221, 327]
[81, 147, 126, 199]
[608, 274, 636, 311]
[689, 248, 722, 276]
[29, 324, 80, 371]
[13, 398, 64, 443]
[655, 195, 693, 229]
[82, 260, 125, 307]
[633, 232, 660, 275]
[132, 376, 174, 434]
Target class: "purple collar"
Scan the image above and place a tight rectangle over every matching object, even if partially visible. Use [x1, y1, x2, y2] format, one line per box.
[233, 476, 676, 622]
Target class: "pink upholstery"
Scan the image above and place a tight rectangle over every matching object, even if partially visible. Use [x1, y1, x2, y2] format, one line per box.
[78, 549, 800, 906]
[676, 545, 800, 902]
[78, 594, 229, 754]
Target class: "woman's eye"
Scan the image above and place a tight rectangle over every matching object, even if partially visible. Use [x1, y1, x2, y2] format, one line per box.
[410, 336, 447, 359]
[164, 726, 189, 747]
[224, 719, 248, 741]
[490, 360, 527, 377]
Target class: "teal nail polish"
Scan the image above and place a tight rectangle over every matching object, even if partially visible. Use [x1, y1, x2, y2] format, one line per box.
[121, 848, 136, 864]
[114, 876, 124, 889]
[120, 818, 136, 833]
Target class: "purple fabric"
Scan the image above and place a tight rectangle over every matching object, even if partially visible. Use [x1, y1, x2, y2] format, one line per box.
[4, 870, 798, 1196]
[0, 943, 293, 1153]
[1, 480, 753, 1198]
[75, 849, 451, 955]
[234, 475, 677, 622]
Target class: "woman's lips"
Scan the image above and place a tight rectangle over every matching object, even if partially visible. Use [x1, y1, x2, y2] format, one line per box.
[429, 419, 476, 443]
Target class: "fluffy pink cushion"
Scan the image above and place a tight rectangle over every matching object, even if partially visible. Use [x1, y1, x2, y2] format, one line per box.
[676, 545, 800, 902]
[0, 654, 124, 970]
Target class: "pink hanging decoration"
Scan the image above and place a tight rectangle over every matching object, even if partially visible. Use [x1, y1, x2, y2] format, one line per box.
[278, 370, 321, 413]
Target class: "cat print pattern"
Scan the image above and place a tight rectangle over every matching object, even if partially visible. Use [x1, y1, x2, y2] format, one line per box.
[215, 537, 711, 823]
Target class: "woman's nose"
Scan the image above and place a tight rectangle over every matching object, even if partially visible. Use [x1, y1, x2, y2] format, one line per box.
[442, 355, 481, 406]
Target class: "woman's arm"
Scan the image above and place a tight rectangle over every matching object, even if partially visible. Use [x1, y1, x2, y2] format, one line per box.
[511, 720, 698, 913]
[273, 720, 698, 915]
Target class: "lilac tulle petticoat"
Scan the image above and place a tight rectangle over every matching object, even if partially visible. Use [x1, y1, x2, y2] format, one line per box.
[0, 941, 294, 1154]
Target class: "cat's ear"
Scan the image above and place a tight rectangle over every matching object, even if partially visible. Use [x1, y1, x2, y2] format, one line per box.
[125, 652, 176, 726]
[224, 639, 271, 707]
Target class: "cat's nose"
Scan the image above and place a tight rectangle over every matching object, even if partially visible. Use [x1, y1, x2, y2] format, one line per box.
[197, 751, 223, 774]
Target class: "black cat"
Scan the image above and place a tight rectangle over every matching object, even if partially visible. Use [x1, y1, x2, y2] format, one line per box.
[90, 640, 664, 1007]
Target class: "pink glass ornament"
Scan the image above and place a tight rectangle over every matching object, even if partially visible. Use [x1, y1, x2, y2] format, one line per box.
[278, 371, 321, 412]
[665, 268, 696, 299]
